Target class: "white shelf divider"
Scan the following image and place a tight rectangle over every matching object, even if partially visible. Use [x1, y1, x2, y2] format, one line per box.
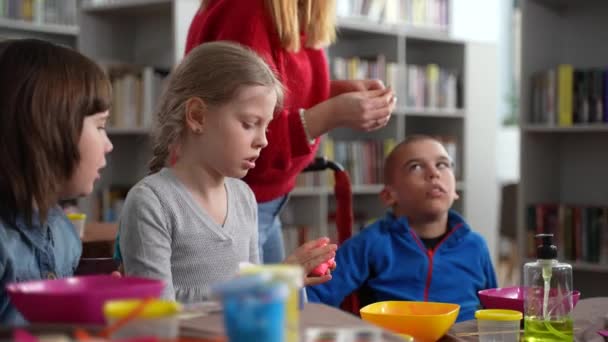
[0, 18, 78, 36]
[80, 0, 171, 12]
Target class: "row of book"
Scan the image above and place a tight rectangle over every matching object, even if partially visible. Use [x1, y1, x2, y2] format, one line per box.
[105, 64, 168, 130]
[405, 63, 461, 110]
[0, 0, 77, 27]
[337, 0, 450, 30]
[91, 186, 131, 223]
[526, 204, 608, 264]
[332, 56, 407, 108]
[530, 65, 608, 126]
[282, 212, 373, 254]
[295, 135, 459, 188]
[332, 56, 462, 111]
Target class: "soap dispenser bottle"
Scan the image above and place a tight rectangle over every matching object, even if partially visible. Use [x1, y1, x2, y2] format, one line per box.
[523, 233, 574, 341]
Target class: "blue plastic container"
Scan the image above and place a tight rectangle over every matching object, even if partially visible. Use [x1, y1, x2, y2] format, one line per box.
[212, 274, 288, 342]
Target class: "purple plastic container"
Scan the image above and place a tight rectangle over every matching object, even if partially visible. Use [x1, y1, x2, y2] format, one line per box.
[6, 275, 164, 325]
[478, 286, 580, 313]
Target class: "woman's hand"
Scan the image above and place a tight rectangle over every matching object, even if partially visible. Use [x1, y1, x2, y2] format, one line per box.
[304, 88, 397, 138]
[330, 79, 386, 97]
[284, 237, 337, 286]
[331, 88, 396, 131]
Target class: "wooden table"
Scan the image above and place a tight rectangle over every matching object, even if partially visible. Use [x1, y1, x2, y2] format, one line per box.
[3, 299, 605, 341]
[75, 222, 120, 275]
[443, 297, 608, 341]
[180, 303, 404, 341]
[181, 299, 607, 342]
[81, 222, 118, 258]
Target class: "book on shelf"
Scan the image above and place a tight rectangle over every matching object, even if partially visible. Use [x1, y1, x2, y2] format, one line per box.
[103, 63, 168, 130]
[90, 185, 132, 223]
[337, 0, 450, 30]
[530, 64, 608, 126]
[328, 137, 397, 187]
[527, 203, 608, 265]
[406, 63, 461, 111]
[328, 210, 373, 236]
[0, 0, 77, 27]
[332, 55, 407, 104]
[296, 136, 457, 188]
[282, 211, 378, 254]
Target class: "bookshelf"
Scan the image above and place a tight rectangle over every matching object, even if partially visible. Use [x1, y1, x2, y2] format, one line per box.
[518, 0, 608, 298]
[0, 1, 78, 47]
[282, 1, 499, 260]
[0, 0, 498, 263]
[76, 0, 199, 222]
[0, 17, 78, 35]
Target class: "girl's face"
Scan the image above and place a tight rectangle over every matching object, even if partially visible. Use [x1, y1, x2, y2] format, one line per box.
[62, 111, 113, 198]
[198, 85, 276, 179]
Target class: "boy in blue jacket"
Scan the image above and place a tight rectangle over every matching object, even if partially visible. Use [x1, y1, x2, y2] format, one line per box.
[306, 135, 497, 322]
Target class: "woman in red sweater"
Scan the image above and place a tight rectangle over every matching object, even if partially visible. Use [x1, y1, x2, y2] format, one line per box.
[186, 0, 396, 263]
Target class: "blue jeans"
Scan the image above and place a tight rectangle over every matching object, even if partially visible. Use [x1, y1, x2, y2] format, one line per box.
[257, 195, 288, 264]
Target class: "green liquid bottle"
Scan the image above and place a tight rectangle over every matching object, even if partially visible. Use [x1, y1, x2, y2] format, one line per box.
[523, 234, 574, 342]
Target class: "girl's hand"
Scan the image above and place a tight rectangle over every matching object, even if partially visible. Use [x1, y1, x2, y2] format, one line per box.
[284, 237, 337, 286]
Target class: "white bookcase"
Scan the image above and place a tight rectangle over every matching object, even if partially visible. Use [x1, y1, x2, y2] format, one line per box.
[0, 0, 499, 264]
[518, 0, 608, 298]
[281, 12, 499, 258]
[0, 16, 78, 47]
[74, 0, 199, 222]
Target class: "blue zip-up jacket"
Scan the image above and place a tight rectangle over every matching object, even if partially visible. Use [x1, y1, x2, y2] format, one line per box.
[306, 210, 497, 322]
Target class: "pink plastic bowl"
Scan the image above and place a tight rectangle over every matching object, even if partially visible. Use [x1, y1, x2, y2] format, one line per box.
[478, 286, 580, 313]
[6, 275, 164, 325]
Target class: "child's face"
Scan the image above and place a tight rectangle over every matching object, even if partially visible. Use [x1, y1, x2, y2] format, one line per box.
[382, 139, 458, 218]
[198, 85, 276, 179]
[62, 111, 113, 198]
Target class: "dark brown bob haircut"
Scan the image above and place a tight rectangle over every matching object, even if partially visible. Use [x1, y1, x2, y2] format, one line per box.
[0, 39, 111, 226]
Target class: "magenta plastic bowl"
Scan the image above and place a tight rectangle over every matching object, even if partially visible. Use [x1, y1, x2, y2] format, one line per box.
[6, 275, 164, 325]
[478, 286, 580, 313]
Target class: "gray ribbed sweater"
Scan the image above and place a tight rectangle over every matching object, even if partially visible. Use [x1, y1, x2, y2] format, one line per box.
[118, 168, 259, 303]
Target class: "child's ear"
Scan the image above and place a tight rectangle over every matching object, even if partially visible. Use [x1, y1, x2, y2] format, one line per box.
[380, 186, 397, 207]
[453, 190, 460, 200]
[185, 97, 207, 134]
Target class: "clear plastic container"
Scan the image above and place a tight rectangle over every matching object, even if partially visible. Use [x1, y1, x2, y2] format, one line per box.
[523, 234, 574, 341]
[475, 309, 522, 342]
[67, 213, 86, 238]
[103, 299, 181, 341]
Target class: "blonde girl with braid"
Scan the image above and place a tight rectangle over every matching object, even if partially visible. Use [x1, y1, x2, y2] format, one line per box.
[116, 41, 336, 303]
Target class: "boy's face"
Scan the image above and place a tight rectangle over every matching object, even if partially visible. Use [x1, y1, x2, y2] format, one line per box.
[382, 139, 458, 219]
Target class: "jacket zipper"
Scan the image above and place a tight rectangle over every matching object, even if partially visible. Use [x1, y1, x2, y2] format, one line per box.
[409, 223, 463, 301]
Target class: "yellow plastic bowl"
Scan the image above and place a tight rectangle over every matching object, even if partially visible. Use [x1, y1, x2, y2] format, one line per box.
[360, 301, 460, 342]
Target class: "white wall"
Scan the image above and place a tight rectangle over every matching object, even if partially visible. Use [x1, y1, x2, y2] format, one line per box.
[451, 0, 514, 262]
[465, 42, 500, 263]
[451, 0, 501, 43]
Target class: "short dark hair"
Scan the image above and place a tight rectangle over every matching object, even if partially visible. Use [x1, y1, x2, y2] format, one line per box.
[0, 39, 112, 225]
[383, 134, 444, 184]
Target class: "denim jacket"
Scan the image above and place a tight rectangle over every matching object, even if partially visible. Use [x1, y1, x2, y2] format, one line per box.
[0, 206, 82, 325]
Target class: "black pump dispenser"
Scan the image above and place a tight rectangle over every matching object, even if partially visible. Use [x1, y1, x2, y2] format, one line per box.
[536, 233, 557, 260]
